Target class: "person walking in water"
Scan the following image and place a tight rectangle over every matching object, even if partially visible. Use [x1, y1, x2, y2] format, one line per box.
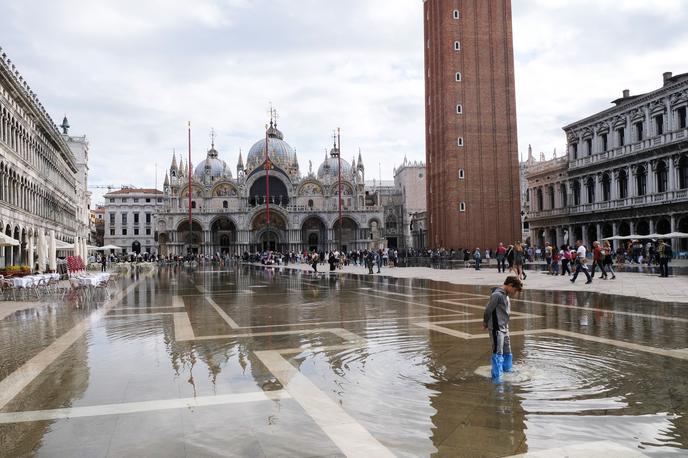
[483, 276, 523, 381]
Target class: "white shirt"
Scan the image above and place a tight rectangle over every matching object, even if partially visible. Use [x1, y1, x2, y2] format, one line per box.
[576, 245, 587, 259]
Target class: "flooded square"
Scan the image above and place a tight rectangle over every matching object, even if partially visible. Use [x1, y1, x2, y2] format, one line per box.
[1, 266, 687, 457]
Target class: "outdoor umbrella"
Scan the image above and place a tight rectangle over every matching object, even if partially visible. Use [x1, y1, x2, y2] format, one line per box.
[49, 230, 57, 271]
[0, 232, 19, 247]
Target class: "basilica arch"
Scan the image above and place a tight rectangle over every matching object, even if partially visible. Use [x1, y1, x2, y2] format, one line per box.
[250, 210, 287, 252]
[332, 216, 359, 252]
[249, 176, 290, 207]
[177, 219, 204, 255]
[210, 216, 238, 255]
[301, 216, 327, 253]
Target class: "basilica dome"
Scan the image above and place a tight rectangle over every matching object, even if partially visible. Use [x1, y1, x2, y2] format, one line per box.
[194, 147, 231, 179]
[317, 148, 352, 180]
[245, 123, 297, 171]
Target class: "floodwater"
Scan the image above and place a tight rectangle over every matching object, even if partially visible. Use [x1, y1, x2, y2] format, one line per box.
[0, 265, 687, 457]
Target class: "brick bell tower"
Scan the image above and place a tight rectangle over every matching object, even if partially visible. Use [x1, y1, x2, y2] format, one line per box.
[424, 0, 521, 251]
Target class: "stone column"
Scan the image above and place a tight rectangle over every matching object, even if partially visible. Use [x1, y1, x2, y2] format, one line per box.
[610, 170, 618, 201]
[647, 161, 656, 194]
[629, 166, 637, 196]
[670, 215, 678, 254]
[595, 174, 602, 203]
[668, 156, 676, 191]
[582, 224, 589, 247]
[649, 219, 655, 235]
[630, 220, 636, 235]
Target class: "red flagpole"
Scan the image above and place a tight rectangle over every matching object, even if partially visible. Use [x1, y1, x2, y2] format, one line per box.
[265, 123, 270, 250]
[188, 121, 192, 228]
[337, 128, 342, 250]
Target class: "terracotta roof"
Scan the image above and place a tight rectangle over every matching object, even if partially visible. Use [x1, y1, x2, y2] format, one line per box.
[105, 188, 163, 196]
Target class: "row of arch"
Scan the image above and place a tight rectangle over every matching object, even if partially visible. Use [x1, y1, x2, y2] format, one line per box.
[0, 104, 76, 192]
[0, 219, 76, 267]
[532, 156, 688, 211]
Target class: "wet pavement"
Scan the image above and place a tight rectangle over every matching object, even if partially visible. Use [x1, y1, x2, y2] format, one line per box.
[1, 265, 687, 457]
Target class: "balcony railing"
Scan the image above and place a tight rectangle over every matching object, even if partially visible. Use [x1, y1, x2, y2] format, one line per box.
[529, 189, 688, 220]
[569, 127, 688, 170]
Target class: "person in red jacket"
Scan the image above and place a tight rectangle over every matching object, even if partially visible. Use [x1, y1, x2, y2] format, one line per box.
[591, 241, 605, 279]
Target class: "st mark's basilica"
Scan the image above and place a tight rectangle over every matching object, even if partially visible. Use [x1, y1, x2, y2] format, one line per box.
[155, 120, 386, 256]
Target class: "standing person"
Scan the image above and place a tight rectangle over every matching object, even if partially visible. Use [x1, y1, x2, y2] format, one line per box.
[328, 251, 336, 271]
[560, 245, 571, 276]
[545, 242, 553, 275]
[551, 248, 560, 275]
[496, 242, 507, 273]
[367, 250, 375, 275]
[591, 241, 605, 279]
[570, 240, 593, 284]
[100, 254, 107, 272]
[473, 248, 482, 270]
[376, 249, 383, 273]
[514, 242, 527, 280]
[658, 239, 672, 277]
[311, 251, 319, 273]
[483, 276, 523, 381]
[602, 240, 616, 279]
[506, 244, 515, 273]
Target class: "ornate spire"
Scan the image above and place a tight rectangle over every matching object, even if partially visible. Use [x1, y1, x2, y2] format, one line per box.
[357, 148, 364, 170]
[237, 149, 244, 171]
[60, 115, 69, 135]
[171, 151, 178, 171]
[527, 144, 534, 162]
[164, 171, 169, 187]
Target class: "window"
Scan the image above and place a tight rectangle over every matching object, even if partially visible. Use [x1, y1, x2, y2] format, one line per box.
[308, 199, 314, 208]
[457, 137, 464, 147]
[618, 170, 628, 199]
[109, 198, 114, 203]
[678, 106, 687, 129]
[536, 189, 543, 211]
[573, 181, 581, 206]
[459, 202, 466, 212]
[656, 161, 668, 193]
[678, 157, 688, 189]
[157, 198, 162, 203]
[617, 127, 625, 146]
[602, 174, 611, 201]
[572, 143, 578, 159]
[456, 104, 463, 114]
[601, 133, 608, 152]
[453, 9, 460, 19]
[145, 213, 151, 224]
[145, 198, 151, 203]
[146, 228, 151, 235]
[636, 165, 647, 196]
[455, 72, 462, 81]
[548, 186, 555, 209]
[133, 198, 139, 203]
[121, 198, 128, 203]
[458, 168, 465, 179]
[635, 122, 644, 142]
[454, 41, 461, 51]
[121, 213, 127, 225]
[585, 138, 592, 156]
[223, 200, 228, 209]
[191, 201, 196, 209]
[560, 183, 568, 207]
[110, 228, 115, 236]
[654, 116, 664, 136]
[122, 228, 127, 236]
[133, 213, 139, 224]
[586, 178, 595, 203]
[109, 213, 115, 225]
[134, 228, 139, 235]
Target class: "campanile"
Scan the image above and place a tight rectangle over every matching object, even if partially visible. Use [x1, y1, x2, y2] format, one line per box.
[424, 0, 521, 250]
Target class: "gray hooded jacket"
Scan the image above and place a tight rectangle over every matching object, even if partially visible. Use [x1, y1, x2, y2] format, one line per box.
[483, 287, 511, 332]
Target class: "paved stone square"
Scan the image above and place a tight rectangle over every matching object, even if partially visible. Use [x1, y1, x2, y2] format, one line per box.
[1, 266, 687, 457]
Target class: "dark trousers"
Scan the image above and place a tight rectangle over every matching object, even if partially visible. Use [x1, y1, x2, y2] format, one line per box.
[658, 258, 669, 277]
[571, 262, 592, 282]
[497, 256, 506, 273]
[561, 259, 571, 275]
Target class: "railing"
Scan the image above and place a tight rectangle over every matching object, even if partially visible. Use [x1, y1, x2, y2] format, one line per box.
[569, 127, 688, 170]
[529, 189, 688, 220]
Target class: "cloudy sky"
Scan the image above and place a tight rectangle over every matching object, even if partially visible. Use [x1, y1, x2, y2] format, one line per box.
[2, 0, 687, 203]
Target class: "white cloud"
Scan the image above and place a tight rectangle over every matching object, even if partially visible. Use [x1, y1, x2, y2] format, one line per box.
[1, 0, 685, 202]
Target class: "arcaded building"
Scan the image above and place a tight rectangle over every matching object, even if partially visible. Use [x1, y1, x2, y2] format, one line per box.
[424, 0, 521, 250]
[526, 72, 688, 253]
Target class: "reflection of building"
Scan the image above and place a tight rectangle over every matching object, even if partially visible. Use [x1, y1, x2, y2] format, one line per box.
[424, 0, 521, 250]
[155, 121, 386, 255]
[91, 205, 105, 246]
[0, 48, 87, 268]
[104, 188, 163, 254]
[526, 72, 688, 252]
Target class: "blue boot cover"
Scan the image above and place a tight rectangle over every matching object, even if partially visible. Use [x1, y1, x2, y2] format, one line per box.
[502, 353, 513, 373]
[491, 354, 504, 380]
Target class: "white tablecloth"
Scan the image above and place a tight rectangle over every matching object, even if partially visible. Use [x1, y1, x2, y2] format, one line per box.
[9, 274, 60, 288]
[74, 273, 110, 287]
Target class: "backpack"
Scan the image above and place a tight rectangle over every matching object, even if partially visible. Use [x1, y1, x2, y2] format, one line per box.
[664, 244, 673, 258]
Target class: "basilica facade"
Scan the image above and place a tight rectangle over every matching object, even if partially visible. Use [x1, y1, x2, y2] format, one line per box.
[155, 121, 385, 256]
